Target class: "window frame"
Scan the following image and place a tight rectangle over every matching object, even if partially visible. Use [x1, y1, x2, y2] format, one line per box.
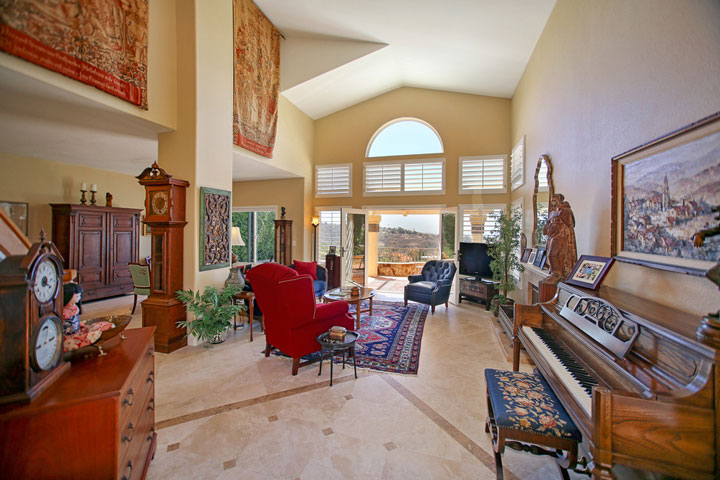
[366, 117, 444, 158]
[315, 163, 352, 198]
[458, 203, 507, 243]
[458, 155, 508, 194]
[510, 136, 525, 191]
[314, 206, 347, 266]
[232, 206, 278, 263]
[363, 158, 446, 196]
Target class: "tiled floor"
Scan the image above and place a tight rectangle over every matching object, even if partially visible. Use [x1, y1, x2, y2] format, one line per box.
[82, 294, 571, 479]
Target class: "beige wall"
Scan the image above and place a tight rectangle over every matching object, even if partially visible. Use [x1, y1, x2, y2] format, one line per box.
[0, 153, 150, 257]
[0, 0, 178, 131]
[232, 178, 309, 261]
[511, 0, 720, 315]
[314, 87, 512, 210]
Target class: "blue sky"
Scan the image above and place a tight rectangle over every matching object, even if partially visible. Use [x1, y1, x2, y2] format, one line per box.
[380, 214, 439, 234]
[368, 120, 442, 157]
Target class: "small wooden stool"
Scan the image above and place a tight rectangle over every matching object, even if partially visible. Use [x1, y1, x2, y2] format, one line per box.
[484, 368, 581, 480]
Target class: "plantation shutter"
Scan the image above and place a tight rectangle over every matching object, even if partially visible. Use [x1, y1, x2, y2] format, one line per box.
[365, 163, 402, 193]
[461, 206, 504, 243]
[317, 210, 341, 264]
[510, 137, 524, 191]
[404, 161, 443, 191]
[460, 157, 506, 192]
[316, 165, 351, 196]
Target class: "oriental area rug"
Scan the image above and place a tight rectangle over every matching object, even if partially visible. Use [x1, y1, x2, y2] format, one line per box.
[270, 301, 429, 375]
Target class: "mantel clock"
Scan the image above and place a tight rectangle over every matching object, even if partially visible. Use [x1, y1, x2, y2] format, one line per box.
[137, 162, 189, 353]
[0, 232, 70, 406]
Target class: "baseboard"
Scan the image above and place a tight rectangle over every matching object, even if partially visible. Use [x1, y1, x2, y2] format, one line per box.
[488, 315, 534, 366]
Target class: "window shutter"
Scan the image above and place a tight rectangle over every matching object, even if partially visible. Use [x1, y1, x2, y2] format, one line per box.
[510, 137, 524, 191]
[404, 161, 443, 191]
[317, 210, 341, 263]
[461, 206, 504, 242]
[364, 163, 401, 193]
[460, 157, 506, 192]
[316, 165, 351, 196]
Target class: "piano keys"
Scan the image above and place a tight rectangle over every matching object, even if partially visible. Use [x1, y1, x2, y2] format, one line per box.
[513, 282, 718, 479]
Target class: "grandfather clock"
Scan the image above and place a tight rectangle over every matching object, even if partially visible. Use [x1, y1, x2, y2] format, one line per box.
[137, 163, 189, 353]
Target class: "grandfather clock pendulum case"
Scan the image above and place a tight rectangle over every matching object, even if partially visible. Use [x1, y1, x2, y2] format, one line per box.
[137, 163, 189, 353]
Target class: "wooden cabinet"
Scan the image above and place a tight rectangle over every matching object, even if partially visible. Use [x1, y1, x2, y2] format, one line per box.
[458, 277, 498, 310]
[274, 219, 292, 266]
[325, 254, 341, 290]
[0, 327, 157, 479]
[51, 204, 141, 301]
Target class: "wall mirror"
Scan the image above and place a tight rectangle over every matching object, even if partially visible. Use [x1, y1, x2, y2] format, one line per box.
[532, 154, 554, 246]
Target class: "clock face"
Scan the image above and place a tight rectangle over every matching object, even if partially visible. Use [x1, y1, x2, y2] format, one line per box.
[32, 316, 62, 371]
[151, 191, 169, 216]
[33, 259, 59, 304]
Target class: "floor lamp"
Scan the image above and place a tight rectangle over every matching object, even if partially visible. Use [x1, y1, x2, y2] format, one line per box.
[311, 216, 319, 261]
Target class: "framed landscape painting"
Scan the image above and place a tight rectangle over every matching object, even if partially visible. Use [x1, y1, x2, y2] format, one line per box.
[611, 111, 720, 275]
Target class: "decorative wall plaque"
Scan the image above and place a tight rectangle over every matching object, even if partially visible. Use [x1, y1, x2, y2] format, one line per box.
[199, 187, 231, 271]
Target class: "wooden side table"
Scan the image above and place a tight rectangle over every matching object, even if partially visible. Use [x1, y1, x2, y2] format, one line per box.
[232, 291, 264, 342]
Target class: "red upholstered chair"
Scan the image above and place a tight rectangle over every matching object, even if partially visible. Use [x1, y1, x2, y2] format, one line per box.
[246, 262, 354, 375]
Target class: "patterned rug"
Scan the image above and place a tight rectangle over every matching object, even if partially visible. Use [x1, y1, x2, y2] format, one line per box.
[269, 300, 429, 375]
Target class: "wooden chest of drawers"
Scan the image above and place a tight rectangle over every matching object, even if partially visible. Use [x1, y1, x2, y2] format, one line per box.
[0, 327, 156, 479]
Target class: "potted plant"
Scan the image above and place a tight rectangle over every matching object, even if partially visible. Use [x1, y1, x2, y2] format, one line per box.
[176, 284, 245, 345]
[487, 210, 524, 317]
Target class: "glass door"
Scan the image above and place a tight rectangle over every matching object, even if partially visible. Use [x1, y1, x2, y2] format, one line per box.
[440, 207, 459, 304]
[341, 208, 367, 287]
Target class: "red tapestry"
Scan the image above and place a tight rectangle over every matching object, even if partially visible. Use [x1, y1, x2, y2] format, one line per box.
[0, 0, 149, 109]
[233, 0, 280, 158]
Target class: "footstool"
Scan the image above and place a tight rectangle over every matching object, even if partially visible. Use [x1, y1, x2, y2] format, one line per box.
[484, 369, 581, 480]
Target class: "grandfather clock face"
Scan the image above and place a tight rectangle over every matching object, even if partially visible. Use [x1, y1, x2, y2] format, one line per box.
[149, 190, 169, 217]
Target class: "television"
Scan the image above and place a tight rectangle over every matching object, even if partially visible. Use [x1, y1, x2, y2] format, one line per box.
[458, 242, 493, 279]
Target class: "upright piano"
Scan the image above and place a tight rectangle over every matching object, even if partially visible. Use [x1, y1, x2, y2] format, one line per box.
[513, 282, 718, 479]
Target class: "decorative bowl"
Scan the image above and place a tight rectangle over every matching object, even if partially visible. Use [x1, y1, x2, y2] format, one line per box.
[62, 314, 132, 362]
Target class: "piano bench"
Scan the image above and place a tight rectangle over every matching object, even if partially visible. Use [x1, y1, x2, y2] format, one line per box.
[484, 369, 581, 480]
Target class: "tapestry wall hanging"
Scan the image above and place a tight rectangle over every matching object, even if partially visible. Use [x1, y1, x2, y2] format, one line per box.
[611, 111, 720, 275]
[233, 0, 281, 158]
[199, 187, 231, 271]
[0, 0, 149, 109]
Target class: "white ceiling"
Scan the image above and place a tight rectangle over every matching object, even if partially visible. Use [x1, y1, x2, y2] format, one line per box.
[265, 0, 557, 119]
[0, 1, 555, 181]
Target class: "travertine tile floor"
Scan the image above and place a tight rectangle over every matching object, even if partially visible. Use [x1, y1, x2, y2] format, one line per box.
[82, 294, 571, 479]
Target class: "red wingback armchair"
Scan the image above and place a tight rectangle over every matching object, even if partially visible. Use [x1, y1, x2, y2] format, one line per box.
[246, 262, 354, 375]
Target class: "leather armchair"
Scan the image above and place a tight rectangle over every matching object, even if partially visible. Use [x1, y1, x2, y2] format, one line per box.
[404, 260, 457, 314]
[246, 263, 354, 375]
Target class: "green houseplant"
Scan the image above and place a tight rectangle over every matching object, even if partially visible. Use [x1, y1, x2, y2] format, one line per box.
[176, 284, 245, 345]
[487, 210, 524, 315]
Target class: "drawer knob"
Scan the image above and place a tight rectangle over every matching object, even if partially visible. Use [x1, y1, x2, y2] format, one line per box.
[147, 427, 155, 442]
[147, 398, 155, 411]
[122, 423, 135, 443]
[123, 389, 135, 406]
[122, 460, 133, 480]
[147, 349, 154, 357]
[147, 370, 155, 383]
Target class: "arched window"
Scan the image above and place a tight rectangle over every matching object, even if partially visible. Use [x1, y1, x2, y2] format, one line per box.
[366, 118, 443, 158]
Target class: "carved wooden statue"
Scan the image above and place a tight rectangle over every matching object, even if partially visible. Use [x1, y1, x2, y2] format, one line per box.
[542, 193, 577, 285]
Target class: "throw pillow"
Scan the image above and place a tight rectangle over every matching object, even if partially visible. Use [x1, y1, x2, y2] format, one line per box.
[294, 260, 318, 280]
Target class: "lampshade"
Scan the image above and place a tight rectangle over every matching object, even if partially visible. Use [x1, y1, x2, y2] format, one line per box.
[311, 216, 320, 227]
[231, 226, 245, 246]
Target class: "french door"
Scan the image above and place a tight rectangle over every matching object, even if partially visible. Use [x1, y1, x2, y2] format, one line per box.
[340, 208, 367, 287]
[440, 207, 459, 304]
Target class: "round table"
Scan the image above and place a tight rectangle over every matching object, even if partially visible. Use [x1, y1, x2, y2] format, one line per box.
[316, 330, 359, 386]
[322, 287, 375, 330]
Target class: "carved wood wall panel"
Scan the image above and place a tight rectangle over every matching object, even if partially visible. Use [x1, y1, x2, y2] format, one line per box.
[199, 187, 231, 271]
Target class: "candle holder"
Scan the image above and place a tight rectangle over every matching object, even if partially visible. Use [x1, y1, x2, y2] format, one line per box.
[80, 189, 87, 205]
[90, 191, 97, 205]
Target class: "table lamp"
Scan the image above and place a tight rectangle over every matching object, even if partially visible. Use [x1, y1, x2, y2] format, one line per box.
[225, 227, 246, 289]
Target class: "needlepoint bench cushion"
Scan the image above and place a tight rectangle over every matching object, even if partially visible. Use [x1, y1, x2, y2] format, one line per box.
[484, 368, 581, 441]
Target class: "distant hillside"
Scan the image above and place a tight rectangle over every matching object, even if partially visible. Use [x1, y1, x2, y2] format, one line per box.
[379, 226, 438, 248]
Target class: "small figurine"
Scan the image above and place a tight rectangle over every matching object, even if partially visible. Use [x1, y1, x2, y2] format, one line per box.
[281, 206, 286, 219]
[62, 283, 83, 335]
[105, 192, 113, 207]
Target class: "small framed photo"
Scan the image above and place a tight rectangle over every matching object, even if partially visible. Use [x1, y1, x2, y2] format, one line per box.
[527, 248, 537, 265]
[521, 248, 532, 263]
[141, 215, 151, 236]
[566, 255, 616, 290]
[328, 246, 337, 255]
[533, 246, 546, 268]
